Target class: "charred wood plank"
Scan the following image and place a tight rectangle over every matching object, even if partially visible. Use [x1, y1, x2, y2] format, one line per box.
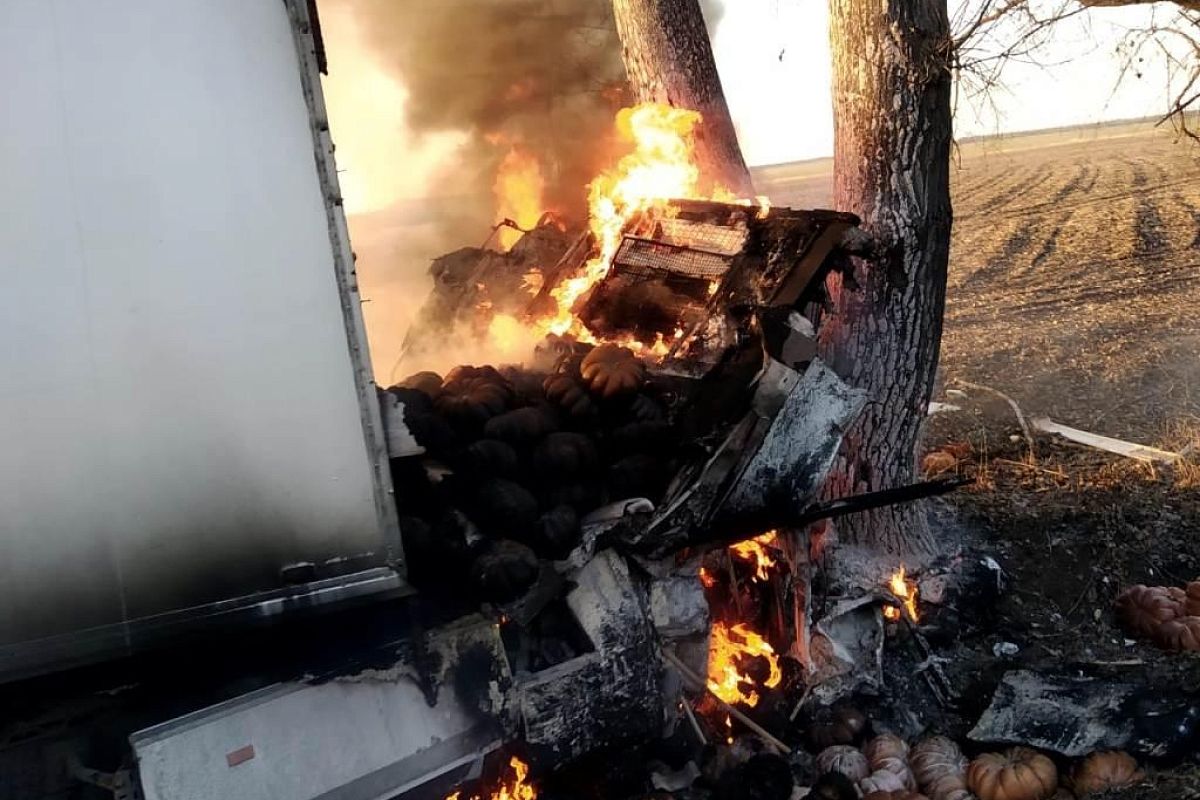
[619, 360, 866, 559]
[709, 476, 973, 549]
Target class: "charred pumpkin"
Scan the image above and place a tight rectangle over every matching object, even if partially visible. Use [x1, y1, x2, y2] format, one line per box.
[543, 373, 597, 419]
[805, 705, 868, 751]
[533, 432, 600, 481]
[483, 406, 559, 448]
[469, 540, 539, 604]
[472, 479, 539, 539]
[456, 439, 519, 482]
[607, 454, 668, 501]
[436, 375, 512, 430]
[628, 393, 667, 423]
[531, 505, 580, 559]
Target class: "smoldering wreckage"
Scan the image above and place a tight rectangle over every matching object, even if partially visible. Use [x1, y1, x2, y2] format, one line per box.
[359, 106, 1200, 800]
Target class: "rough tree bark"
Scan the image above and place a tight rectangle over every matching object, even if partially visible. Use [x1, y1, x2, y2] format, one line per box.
[817, 1, 954, 557]
[611, 0, 756, 197]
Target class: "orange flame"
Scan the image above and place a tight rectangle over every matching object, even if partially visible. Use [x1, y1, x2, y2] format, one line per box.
[729, 531, 778, 582]
[706, 622, 782, 708]
[543, 103, 706, 337]
[886, 566, 919, 622]
[483, 102, 771, 360]
[493, 146, 545, 251]
[446, 757, 536, 800]
[699, 567, 716, 589]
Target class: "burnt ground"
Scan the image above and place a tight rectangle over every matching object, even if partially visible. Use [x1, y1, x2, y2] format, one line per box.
[755, 120, 1200, 796]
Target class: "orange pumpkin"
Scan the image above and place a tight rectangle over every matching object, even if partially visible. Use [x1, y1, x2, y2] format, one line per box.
[1185, 581, 1200, 617]
[1113, 585, 1182, 638]
[967, 748, 1058, 800]
[1153, 615, 1200, 651]
[580, 344, 645, 398]
[1070, 751, 1142, 797]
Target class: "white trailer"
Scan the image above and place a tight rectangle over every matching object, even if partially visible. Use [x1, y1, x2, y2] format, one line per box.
[0, 0, 406, 682]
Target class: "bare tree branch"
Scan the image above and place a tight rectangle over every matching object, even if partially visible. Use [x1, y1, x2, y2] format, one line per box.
[1079, 0, 1200, 10]
[952, 0, 1200, 138]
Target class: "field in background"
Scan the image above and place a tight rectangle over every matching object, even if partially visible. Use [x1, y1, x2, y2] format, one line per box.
[753, 118, 1200, 446]
[759, 123, 1200, 773]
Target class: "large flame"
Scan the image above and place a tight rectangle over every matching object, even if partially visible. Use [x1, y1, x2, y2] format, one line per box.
[706, 621, 783, 708]
[493, 145, 546, 251]
[446, 757, 536, 800]
[729, 531, 778, 582]
[536, 103, 725, 343]
[441, 102, 769, 371]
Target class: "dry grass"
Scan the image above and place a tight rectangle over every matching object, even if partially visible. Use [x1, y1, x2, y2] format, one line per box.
[758, 124, 1200, 790]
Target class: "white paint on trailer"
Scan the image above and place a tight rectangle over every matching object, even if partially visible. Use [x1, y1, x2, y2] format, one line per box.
[132, 618, 506, 800]
[0, 0, 400, 671]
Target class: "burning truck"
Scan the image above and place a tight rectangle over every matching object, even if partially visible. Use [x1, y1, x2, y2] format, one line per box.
[6, 3, 1173, 800]
[362, 100, 983, 798]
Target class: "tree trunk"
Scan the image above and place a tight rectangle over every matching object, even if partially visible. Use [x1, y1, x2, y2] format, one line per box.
[818, 0, 954, 558]
[611, 0, 755, 197]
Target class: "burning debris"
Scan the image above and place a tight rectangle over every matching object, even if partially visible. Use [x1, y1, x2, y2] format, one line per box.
[447, 756, 536, 800]
[706, 621, 783, 708]
[369, 99, 1179, 800]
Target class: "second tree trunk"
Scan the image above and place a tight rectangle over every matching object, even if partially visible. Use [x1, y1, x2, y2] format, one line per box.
[612, 0, 755, 197]
[818, 0, 954, 557]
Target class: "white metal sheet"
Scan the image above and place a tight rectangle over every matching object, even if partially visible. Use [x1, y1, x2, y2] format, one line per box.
[0, 0, 398, 661]
[131, 619, 505, 800]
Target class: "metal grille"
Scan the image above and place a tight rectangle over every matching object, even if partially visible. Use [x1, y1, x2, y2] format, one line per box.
[653, 217, 748, 255]
[612, 236, 733, 280]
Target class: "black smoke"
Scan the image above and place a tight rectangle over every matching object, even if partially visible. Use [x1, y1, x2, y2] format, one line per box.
[323, 0, 629, 222]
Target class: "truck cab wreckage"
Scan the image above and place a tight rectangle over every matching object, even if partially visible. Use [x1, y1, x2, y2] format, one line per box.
[0, 3, 982, 799]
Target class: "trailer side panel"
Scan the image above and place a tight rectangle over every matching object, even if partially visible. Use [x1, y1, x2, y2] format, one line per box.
[0, 0, 401, 677]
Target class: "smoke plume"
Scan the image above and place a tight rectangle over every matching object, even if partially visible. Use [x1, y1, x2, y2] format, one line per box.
[355, 1, 628, 214]
[319, 0, 628, 377]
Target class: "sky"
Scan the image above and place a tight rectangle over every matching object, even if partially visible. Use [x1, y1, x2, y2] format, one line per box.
[322, 0, 1186, 215]
[712, 0, 1184, 165]
[318, 0, 1189, 376]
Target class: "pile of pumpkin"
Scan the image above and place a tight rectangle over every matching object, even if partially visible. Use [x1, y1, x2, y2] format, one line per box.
[388, 344, 680, 603]
[806, 708, 1143, 799]
[1114, 581, 1200, 651]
